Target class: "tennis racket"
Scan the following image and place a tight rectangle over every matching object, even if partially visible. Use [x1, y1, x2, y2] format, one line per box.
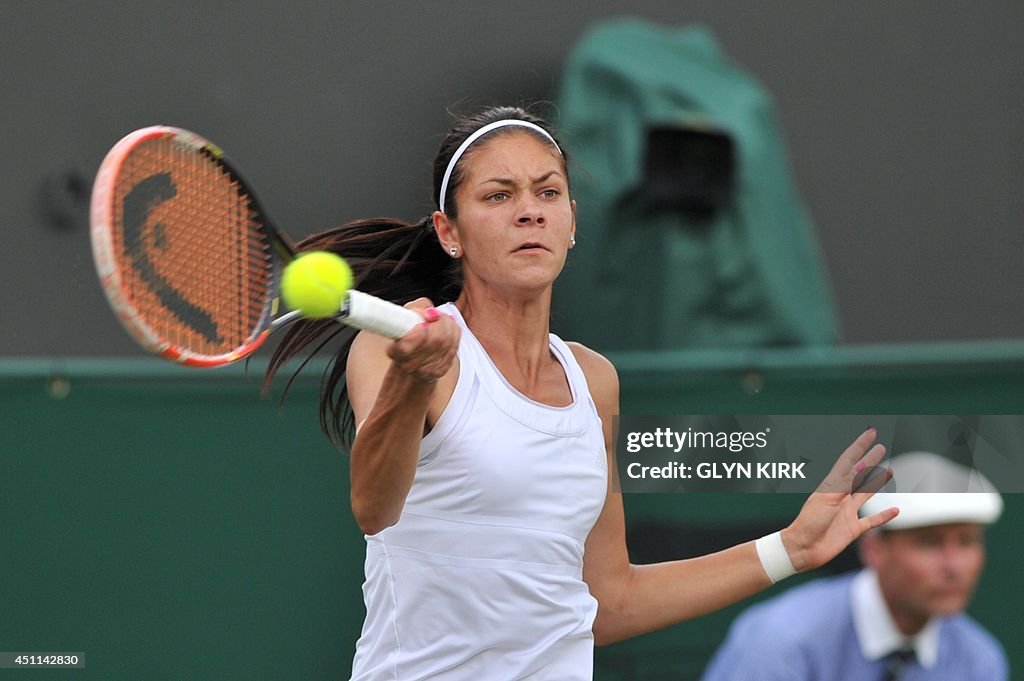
[90, 125, 422, 367]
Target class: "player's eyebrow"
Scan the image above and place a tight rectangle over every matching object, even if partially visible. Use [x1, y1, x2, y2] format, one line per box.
[478, 170, 563, 186]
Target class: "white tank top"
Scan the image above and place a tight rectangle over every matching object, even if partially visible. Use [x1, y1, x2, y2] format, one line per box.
[350, 302, 609, 681]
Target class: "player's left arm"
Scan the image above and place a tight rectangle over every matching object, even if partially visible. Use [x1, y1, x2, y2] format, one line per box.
[570, 343, 895, 646]
[570, 342, 773, 645]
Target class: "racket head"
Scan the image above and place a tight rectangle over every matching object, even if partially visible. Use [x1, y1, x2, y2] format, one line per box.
[90, 126, 292, 367]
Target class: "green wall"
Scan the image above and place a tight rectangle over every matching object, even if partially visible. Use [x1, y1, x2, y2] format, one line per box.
[2, 343, 1022, 679]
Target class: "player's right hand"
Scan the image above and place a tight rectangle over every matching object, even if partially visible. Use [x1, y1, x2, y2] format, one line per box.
[387, 298, 460, 383]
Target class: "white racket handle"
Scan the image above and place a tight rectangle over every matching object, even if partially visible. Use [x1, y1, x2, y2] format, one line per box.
[340, 290, 424, 339]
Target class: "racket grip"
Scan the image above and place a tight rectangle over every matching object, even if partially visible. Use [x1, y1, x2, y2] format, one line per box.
[341, 290, 424, 339]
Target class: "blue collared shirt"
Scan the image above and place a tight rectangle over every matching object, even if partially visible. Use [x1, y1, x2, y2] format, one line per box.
[850, 568, 939, 668]
[700, 570, 1006, 681]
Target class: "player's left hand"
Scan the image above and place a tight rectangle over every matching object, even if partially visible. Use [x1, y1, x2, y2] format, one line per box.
[780, 428, 898, 572]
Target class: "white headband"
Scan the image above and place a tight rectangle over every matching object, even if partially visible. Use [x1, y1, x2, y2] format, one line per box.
[438, 119, 562, 214]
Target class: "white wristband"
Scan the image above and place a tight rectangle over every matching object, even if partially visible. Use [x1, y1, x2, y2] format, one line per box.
[755, 531, 797, 584]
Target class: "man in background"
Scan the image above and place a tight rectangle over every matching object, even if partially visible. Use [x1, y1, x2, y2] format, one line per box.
[700, 451, 1007, 680]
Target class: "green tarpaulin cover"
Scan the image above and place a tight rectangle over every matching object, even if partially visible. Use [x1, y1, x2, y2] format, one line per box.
[554, 20, 839, 350]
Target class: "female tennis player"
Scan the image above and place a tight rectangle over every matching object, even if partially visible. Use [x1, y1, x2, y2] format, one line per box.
[266, 105, 897, 680]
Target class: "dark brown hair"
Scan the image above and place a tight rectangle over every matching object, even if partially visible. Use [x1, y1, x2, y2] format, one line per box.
[264, 105, 567, 449]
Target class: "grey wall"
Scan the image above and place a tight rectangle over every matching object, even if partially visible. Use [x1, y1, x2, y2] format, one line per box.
[3, 1, 1022, 356]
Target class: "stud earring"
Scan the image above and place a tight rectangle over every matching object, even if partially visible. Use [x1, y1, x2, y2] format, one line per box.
[449, 246, 458, 257]
[569, 235, 576, 247]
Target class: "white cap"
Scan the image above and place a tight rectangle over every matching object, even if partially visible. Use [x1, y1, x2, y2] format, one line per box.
[860, 451, 1003, 530]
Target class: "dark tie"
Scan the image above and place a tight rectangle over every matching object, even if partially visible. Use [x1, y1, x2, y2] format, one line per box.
[882, 648, 916, 681]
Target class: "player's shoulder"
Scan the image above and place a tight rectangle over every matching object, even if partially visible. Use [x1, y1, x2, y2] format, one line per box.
[564, 342, 619, 401]
[565, 341, 617, 381]
[348, 327, 393, 367]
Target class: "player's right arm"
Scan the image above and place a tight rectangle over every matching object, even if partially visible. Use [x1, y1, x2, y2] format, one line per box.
[346, 299, 460, 535]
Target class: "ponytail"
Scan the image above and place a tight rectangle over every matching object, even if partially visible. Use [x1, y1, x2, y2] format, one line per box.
[263, 216, 460, 449]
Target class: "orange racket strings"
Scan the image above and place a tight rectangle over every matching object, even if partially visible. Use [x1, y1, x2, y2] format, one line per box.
[110, 136, 272, 358]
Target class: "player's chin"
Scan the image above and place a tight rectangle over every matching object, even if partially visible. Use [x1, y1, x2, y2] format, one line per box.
[504, 267, 561, 294]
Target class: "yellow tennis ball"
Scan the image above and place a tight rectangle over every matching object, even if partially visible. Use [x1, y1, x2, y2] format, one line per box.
[281, 251, 354, 318]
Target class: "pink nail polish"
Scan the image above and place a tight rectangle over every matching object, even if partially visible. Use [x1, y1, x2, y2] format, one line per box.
[855, 461, 866, 474]
[425, 307, 441, 322]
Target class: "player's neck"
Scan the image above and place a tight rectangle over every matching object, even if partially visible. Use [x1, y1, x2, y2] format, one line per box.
[455, 286, 554, 373]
